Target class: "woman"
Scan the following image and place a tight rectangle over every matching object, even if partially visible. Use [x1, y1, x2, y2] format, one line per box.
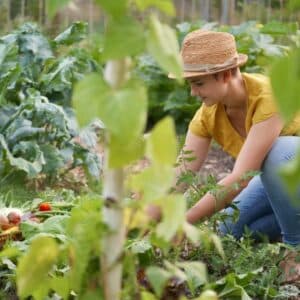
[170, 29, 300, 282]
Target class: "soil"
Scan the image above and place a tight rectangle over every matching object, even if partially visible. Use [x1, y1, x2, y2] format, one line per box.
[201, 143, 235, 180]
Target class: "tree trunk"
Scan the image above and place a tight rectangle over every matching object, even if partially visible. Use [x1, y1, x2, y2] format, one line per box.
[200, 0, 210, 22]
[221, 0, 235, 24]
[101, 59, 129, 300]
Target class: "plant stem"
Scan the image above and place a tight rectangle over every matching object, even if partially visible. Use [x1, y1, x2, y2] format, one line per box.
[101, 59, 129, 300]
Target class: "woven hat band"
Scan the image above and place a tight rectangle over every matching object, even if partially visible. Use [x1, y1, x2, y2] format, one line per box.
[184, 55, 238, 73]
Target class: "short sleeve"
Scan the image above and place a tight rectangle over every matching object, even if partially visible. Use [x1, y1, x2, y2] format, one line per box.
[252, 93, 279, 124]
[188, 105, 211, 137]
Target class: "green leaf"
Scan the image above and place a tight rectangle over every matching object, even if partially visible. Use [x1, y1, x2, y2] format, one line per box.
[176, 261, 207, 292]
[66, 198, 103, 294]
[183, 222, 201, 245]
[74, 75, 147, 142]
[40, 144, 64, 174]
[73, 75, 147, 166]
[73, 73, 110, 127]
[47, 0, 71, 19]
[147, 15, 183, 81]
[129, 165, 174, 203]
[270, 48, 300, 120]
[134, 0, 175, 16]
[102, 16, 146, 60]
[0, 135, 45, 178]
[94, 0, 128, 18]
[197, 290, 218, 300]
[146, 116, 177, 165]
[156, 194, 186, 241]
[54, 22, 88, 46]
[49, 277, 70, 300]
[16, 236, 59, 299]
[141, 291, 158, 300]
[146, 266, 172, 297]
[109, 136, 145, 167]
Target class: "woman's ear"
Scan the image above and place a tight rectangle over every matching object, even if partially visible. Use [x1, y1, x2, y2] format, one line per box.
[222, 70, 232, 83]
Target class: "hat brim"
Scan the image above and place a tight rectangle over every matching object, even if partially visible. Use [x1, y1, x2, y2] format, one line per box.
[168, 53, 248, 79]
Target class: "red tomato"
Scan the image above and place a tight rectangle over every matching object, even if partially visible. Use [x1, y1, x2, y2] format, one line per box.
[39, 202, 52, 211]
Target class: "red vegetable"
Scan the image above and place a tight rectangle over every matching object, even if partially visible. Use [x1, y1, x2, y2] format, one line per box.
[7, 212, 21, 225]
[39, 202, 52, 211]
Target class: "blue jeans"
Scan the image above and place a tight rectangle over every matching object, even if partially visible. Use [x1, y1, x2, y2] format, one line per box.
[219, 136, 300, 246]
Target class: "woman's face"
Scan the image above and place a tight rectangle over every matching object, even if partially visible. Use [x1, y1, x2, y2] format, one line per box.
[188, 73, 228, 106]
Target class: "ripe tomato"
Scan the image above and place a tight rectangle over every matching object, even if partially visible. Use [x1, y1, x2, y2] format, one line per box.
[39, 202, 52, 211]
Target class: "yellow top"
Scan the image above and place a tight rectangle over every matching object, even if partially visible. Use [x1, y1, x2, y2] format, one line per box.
[189, 73, 300, 158]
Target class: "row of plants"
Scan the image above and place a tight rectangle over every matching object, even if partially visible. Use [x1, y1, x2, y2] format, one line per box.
[0, 22, 102, 186]
[0, 0, 299, 299]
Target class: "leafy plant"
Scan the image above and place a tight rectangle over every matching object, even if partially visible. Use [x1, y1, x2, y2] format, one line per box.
[0, 22, 102, 184]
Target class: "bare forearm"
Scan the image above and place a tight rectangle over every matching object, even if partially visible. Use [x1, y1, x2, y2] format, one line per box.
[186, 173, 249, 224]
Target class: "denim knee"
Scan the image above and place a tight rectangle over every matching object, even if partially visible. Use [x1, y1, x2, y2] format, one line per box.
[262, 136, 299, 175]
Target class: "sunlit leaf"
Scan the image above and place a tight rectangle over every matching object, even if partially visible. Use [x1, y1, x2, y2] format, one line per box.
[16, 236, 59, 299]
[94, 0, 127, 17]
[146, 266, 172, 297]
[156, 194, 186, 241]
[183, 222, 201, 245]
[147, 15, 183, 81]
[197, 290, 218, 300]
[73, 73, 109, 126]
[270, 48, 300, 120]
[134, 0, 175, 16]
[49, 277, 70, 300]
[109, 136, 145, 167]
[176, 261, 207, 293]
[146, 117, 177, 165]
[102, 16, 146, 59]
[141, 291, 158, 300]
[129, 165, 174, 203]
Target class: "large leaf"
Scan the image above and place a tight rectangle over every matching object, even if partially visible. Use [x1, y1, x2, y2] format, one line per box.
[146, 266, 172, 297]
[54, 22, 88, 46]
[134, 0, 175, 16]
[147, 15, 183, 81]
[146, 116, 177, 165]
[66, 198, 104, 294]
[156, 194, 186, 241]
[176, 261, 207, 293]
[94, 0, 128, 18]
[128, 165, 174, 203]
[73, 74, 147, 166]
[102, 16, 146, 60]
[73, 73, 110, 127]
[0, 135, 45, 178]
[109, 135, 145, 167]
[16, 236, 59, 299]
[270, 48, 300, 120]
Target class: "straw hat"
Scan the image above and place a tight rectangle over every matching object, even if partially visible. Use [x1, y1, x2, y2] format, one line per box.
[171, 30, 248, 79]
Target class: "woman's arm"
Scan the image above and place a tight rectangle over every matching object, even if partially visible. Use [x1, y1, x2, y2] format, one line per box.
[175, 130, 211, 191]
[186, 114, 283, 224]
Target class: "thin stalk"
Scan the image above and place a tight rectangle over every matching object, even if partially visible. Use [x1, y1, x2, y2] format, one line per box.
[101, 59, 129, 300]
